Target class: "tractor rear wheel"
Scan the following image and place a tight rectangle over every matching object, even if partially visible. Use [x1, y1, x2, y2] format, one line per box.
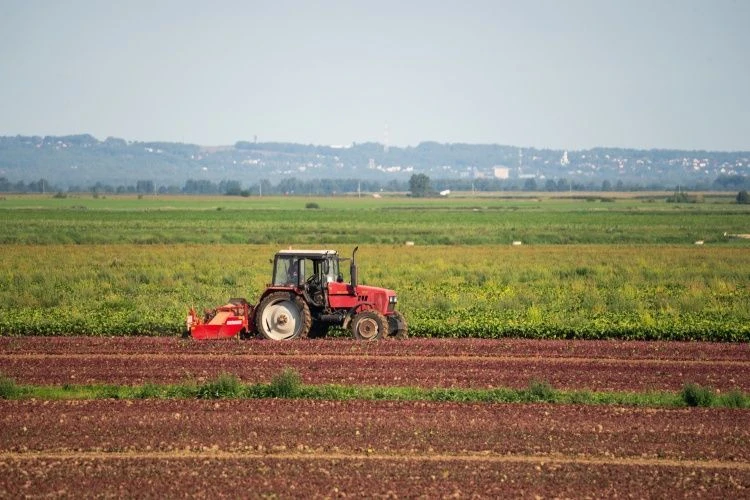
[256, 292, 311, 340]
[351, 310, 388, 341]
[387, 311, 408, 338]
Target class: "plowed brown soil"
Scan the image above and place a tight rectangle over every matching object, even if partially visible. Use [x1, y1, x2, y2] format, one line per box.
[1, 337, 748, 496]
[1, 399, 748, 497]
[4, 456, 747, 498]
[1, 337, 747, 391]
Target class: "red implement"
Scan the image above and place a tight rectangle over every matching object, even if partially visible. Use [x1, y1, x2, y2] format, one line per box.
[186, 299, 252, 340]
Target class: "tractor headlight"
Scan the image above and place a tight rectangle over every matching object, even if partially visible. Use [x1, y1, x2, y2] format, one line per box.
[389, 295, 398, 304]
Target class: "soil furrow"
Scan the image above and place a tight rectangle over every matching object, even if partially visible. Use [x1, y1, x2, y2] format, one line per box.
[1, 450, 748, 470]
[3, 352, 747, 367]
[2, 337, 747, 362]
[2, 354, 747, 391]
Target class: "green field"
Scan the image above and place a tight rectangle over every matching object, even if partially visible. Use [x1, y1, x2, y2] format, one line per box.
[0, 193, 748, 340]
[1, 193, 748, 245]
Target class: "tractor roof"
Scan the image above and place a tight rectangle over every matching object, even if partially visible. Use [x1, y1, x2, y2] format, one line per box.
[275, 249, 338, 258]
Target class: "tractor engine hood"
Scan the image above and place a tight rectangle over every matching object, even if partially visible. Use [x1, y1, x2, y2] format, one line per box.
[353, 284, 397, 313]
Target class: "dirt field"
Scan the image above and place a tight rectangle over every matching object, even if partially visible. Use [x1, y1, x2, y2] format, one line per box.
[1, 337, 748, 496]
[1, 399, 748, 497]
[1, 337, 747, 391]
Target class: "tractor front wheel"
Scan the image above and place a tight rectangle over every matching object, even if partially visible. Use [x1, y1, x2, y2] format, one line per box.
[387, 311, 408, 338]
[351, 310, 388, 341]
[256, 292, 312, 340]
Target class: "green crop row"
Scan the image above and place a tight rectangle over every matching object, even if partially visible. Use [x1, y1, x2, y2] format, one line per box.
[0, 244, 748, 341]
[1, 371, 747, 408]
[408, 309, 749, 341]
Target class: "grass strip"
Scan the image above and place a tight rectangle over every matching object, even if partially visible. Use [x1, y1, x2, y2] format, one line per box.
[1, 372, 747, 409]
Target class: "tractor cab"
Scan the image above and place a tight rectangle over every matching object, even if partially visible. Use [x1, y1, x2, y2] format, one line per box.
[271, 249, 352, 310]
[272, 249, 342, 288]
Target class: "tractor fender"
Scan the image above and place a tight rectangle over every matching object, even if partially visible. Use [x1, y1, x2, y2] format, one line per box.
[341, 302, 377, 330]
[255, 287, 301, 308]
[258, 286, 298, 300]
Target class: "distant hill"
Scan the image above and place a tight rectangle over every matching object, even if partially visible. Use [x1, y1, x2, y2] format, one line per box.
[0, 134, 748, 192]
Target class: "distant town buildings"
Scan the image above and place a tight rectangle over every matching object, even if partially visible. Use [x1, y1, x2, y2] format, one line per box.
[2, 135, 748, 191]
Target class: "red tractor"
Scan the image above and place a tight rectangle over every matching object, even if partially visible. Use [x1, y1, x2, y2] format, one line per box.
[186, 247, 407, 340]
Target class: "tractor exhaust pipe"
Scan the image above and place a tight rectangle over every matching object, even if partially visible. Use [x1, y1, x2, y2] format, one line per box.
[350, 246, 359, 289]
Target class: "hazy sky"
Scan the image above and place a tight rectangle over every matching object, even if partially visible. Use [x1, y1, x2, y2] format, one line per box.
[2, 1, 748, 150]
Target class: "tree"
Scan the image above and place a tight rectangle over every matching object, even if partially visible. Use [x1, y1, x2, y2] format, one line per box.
[385, 179, 404, 192]
[28, 178, 50, 193]
[183, 179, 219, 194]
[715, 175, 749, 190]
[666, 190, 690, 203]
[222, 180, 242, 196]
[259, 179, 273, 196]
[738, 190, 750, 204]
[136, 180, 154, 194]
[409, 174, 432, 197]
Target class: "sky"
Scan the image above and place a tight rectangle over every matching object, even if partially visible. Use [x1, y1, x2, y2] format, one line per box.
[1, 0, 748, 151]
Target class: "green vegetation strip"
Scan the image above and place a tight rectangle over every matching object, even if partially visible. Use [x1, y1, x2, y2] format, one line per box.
[2, 197, 750, 245]
[1, 371, 747, 409]
[1, 244, 749, 341]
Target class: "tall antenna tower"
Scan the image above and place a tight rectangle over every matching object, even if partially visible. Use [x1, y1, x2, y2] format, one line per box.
[383, 123, 389, 154]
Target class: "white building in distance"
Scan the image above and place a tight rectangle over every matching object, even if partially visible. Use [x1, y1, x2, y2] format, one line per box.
[493, 166, 510, 179]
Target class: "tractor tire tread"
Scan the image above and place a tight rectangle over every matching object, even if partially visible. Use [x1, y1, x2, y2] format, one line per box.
[351, 309, 388, 341]
[387, 310, 408, 339]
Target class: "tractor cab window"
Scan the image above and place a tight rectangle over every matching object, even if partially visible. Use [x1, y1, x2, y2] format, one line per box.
[302, 258, 316, 282]
[304, 258, 337, 284]
[325, 257, 341, 283]
[273, 256, 300, 286]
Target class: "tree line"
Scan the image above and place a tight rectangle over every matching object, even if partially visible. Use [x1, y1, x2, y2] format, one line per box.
[1, 174, 749, 196]
[0, 176, 405, 196]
